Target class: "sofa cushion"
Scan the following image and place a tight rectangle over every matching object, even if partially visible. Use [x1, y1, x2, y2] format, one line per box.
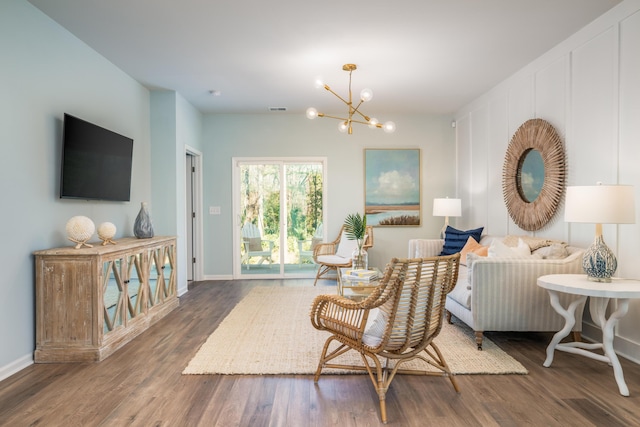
[316, 254, 351, 264]
[460, 236, 488, 266]
[440, 226, 484, 255]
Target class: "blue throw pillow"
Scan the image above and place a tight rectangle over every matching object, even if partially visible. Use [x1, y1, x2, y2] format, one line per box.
[440, 226, 484, 255]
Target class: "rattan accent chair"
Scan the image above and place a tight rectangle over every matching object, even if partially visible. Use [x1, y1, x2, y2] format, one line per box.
[312, 225, 374, 285]
[310, 254, 461, 424]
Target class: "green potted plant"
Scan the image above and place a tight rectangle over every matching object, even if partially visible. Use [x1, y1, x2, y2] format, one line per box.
[343, 213, 368, 269]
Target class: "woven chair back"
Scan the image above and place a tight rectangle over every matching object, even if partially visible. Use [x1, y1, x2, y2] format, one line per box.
[377, 255, 459, 356]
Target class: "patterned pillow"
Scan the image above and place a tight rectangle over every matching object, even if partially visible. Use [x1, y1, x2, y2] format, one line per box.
[534, 243, 569, 259]
[440, 226, 484, 255]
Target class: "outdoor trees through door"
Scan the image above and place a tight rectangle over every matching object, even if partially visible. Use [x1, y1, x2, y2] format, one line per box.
[236, 159, 325, 277]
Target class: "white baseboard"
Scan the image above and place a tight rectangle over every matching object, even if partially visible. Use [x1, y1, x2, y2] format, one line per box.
[202, 274, 233, 281]
[0, 353, 33, 382]
[178, 284, 189, 297]
[582, 321, 640, 365]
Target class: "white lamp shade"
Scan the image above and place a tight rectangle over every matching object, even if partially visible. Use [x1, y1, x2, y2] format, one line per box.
[433, 198, 462, 217]
[565, 185, 636, 224]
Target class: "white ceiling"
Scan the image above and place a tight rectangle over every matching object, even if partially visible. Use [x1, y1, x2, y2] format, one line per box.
[28, 0, 621, 115]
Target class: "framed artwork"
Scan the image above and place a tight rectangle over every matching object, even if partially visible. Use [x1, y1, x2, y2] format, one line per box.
[364, 148, 421, 226]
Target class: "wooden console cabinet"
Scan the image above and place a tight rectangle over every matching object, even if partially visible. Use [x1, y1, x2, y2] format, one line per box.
[34, 236, 179, 363]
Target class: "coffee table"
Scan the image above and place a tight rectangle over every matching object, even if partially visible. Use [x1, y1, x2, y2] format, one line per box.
[337, 267, 381, 300]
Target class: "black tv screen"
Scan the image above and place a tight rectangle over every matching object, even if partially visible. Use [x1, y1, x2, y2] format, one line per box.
[60, 114, 134, 201]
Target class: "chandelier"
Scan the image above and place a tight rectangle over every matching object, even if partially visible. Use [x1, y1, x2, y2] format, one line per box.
[306, 64, 395, 135]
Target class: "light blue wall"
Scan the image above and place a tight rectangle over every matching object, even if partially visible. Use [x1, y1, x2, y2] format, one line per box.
[202, 113, 456, 277]
[150, 90, 203, 293]
[0, 0, 152, 377]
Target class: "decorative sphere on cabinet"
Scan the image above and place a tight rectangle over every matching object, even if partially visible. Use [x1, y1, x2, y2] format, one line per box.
[97, 222, 117, 246]
[66, 216, 95, 249]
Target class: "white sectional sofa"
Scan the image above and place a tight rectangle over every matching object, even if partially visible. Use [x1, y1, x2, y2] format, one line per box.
[409, 236, 586, 349]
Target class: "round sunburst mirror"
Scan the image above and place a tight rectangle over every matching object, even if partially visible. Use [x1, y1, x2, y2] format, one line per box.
[502, 118, 566, 231]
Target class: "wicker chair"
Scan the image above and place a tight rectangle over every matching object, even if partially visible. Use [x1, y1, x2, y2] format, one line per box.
[310, 254, 461, 424]
[312, 225, 374, 285]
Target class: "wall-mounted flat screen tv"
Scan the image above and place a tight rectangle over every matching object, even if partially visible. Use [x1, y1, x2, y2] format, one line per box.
[60, 113, 134, 202]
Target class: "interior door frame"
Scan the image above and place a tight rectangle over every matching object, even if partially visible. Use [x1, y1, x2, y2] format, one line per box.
[185, 146, 203, 282]
[231, 156, 327, 279]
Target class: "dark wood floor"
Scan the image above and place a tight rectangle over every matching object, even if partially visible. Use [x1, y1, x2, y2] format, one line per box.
[2, 279, 640, 426]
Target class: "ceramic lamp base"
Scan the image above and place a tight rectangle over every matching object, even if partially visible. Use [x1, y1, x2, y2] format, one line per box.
[582, 234, 617, 283]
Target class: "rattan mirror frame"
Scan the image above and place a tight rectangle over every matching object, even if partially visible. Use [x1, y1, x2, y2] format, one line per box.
[502, 118, 565, 231]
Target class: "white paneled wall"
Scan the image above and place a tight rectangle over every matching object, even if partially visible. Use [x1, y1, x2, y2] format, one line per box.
[454, 1, 640, 363]
[534, 58, 569, 238]
[616, 8, 640, 359]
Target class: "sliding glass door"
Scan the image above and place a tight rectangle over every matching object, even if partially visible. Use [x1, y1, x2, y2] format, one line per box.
[233, 158, 325, 278]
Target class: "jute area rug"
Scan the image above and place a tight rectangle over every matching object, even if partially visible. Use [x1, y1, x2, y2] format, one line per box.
[183, 286, 528, 376]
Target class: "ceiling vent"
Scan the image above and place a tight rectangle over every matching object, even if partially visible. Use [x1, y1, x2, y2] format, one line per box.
[269, 107, 287, 112]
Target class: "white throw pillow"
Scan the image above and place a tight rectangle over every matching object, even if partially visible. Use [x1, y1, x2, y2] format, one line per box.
[515, 238, 532, 256]
[488, 239, 530, 258]
[335, 232, 359, 258]
[363, 308, 388, 347]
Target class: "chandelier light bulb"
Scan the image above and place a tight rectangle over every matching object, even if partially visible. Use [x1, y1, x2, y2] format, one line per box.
[314, 77, 324, 89]
[360, 88, 373, 102]
[383, 121, 396, 133]
[368, 118, 379, 129]
[338, 121, 349, 133]
[306, 107, 318, 120]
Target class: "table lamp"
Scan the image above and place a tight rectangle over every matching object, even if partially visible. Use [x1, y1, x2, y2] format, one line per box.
[564, 184, 636, 282]
[433, 197, 462, 239]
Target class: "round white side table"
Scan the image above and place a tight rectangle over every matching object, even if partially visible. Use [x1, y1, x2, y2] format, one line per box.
[537, 274, 640, 396]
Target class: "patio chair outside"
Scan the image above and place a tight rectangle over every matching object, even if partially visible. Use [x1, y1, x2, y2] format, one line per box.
[241, 223, 275, 270]
[297, 223, 323, 267]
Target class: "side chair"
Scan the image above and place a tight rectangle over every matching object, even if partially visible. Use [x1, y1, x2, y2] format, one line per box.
[297, 223, 323, 267]
[311, 225, 374, 285]
[241, 222, 275, 270]
[310, 254, 461, 424]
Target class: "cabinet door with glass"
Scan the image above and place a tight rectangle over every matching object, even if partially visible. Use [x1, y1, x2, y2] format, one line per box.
[102, 252, 144, 334]
[147, 242, 177, 306]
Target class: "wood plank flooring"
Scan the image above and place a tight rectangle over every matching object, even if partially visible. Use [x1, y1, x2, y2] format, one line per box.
[1, 279, 640, 426]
